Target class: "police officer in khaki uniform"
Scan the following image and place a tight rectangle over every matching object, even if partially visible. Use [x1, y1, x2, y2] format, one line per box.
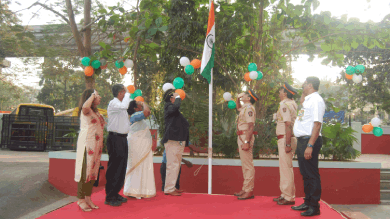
[233, 89, 259, 200]
[273, 82, 298, 205]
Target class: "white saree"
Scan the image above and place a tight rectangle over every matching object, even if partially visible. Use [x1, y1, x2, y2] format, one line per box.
[123, 112, 156, 198]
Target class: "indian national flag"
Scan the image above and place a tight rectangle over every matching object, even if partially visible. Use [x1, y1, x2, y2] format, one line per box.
[200, 1, 215, 84]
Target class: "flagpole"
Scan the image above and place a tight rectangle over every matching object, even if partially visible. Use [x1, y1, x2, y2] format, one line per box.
[208, 68, 213, 195]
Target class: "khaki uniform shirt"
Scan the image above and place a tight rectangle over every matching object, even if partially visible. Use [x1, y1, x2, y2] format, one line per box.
[276, 99, 298, 136]
[237, 103, 256, 131]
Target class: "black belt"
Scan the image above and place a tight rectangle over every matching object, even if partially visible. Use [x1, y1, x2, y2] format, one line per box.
[297, 135, 311, 140]
[109, 132, 127, 138]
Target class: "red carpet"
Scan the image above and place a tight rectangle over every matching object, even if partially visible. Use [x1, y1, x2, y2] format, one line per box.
[39, 190, 345, 219]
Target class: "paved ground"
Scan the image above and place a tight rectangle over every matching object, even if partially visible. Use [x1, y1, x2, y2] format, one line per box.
[1, 150, 389, 219]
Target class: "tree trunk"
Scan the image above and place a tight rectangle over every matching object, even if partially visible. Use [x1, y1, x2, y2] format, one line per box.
[83, 0, 94, 89]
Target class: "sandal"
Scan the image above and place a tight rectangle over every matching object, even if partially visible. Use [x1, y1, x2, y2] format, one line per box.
[77, 199, 92, 212]
[85, 196, 99, 209]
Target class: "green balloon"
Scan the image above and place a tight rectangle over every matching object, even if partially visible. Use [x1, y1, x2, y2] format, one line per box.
[373, 127, 383, 137]
[173, 77, 184, 89]
[185, 65, 194, 75]
[227, 100, 236, 109]
[134, 89, 142, 97]
[346, 66, 356, 75]
[115, 60, 124, 69]
[248, 63, 257, 72]
[81, 57, 91, 66]
[355, 65, 365, 74]
[130, 93, 137, 99]
[256, 71, 263, 80]
[91, 60, 101, 69]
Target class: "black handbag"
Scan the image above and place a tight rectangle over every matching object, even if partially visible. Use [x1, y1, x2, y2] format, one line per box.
[93, 165, 105, 187]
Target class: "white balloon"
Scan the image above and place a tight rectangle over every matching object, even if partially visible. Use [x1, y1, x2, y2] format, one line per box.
[124, 59, 134, 68]
[163, 83, 175, 92]
[371, 117, 381, 127]
[100, 58, 107, 66]
[180, 57, 190, 67]
[352, 74, 362, 83]
[249, 71, 258, 80]
[223, 92, 232, 101]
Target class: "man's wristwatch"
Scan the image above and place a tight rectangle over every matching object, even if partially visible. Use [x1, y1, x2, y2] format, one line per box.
[286, 144, 291, 147]
[307, 143, 313, 148]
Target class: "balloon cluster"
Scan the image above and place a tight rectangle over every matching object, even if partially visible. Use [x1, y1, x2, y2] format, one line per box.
[362, 117, 383, 137]
[162, 77, 186, 100]
[81, 57, 106, 76]
[180, 57, 201, 75]
[345, 65, 365, 83]
[244, 63, 263, 82]
[222, 92, 236, 109]
[116, 59, 134, 75]
[127, 85, 143, 101]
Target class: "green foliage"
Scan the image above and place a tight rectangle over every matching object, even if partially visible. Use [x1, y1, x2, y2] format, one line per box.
[321, 121, 361, 161]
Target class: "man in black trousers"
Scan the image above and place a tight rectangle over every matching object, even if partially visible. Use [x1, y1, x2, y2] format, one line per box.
[162, 89, 190, 196]
[292, 77, 326, 216]
[105, 84, 132, 206]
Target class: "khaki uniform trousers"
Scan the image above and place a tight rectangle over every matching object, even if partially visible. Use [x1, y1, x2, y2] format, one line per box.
[164, 140, 185, 193]
[277, 136, 297, 201]
[237, 134, 255, 192]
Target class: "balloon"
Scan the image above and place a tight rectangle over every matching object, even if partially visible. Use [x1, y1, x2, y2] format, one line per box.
[100, 58, 107, 66]
[134, 89, 142, 97]
[227, 100, 236, 109]
[185, 65, 195, 75]
[249, 71, 258, 80]
[190, 59, 201, 69]
[175, 89, 186, 100]
[115, 60, 124, 69]
[130, 93, 137, 99]
[81, 57, 91, 66]
[173, 77, 184, 89]
[345, 73, 353, 80]
[127, 85, 135, 94]
[362, 124, 374, 133]
[163, 83, 175, 92]
[244, 72, 252, 82]
[371, 117, 381, 127]
[352, 74, 362, 83]
[180, 57, 190, 67]
[257, 71, 263, 80]
[346, 66, 355, 75]
[124, 59, 134, 68]
[91, 60, 101, 69]
[248, 63, 257, 72]
[119, 66, 127, 75]
[135, 96, 144, 102]
[223, 92, 232, 102]
[355, 65, 365, 74]
[84, 66, 94, 76]
[373, 127, 383, 137]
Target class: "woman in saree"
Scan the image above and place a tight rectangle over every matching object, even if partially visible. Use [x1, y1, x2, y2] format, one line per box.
[123, 100, 156, 198]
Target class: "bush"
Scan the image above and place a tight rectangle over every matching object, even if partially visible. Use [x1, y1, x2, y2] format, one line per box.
[321, 121, 361, 161]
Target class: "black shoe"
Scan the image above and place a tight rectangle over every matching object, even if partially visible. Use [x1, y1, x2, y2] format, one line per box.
[116, 195, 128, 203]
[291, 203, 309, 211]
[104, 199, 122, 207]
[301, 207, 320, 216]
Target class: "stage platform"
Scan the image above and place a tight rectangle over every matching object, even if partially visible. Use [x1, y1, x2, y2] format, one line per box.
[38, 190, 346, 219]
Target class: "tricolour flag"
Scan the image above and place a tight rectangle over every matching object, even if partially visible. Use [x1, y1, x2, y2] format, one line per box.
[200, 1, 215, 84]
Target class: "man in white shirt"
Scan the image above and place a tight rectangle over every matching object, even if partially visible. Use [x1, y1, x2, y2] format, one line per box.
[291, 77, 325, 217]
[105, 84, 132, 207]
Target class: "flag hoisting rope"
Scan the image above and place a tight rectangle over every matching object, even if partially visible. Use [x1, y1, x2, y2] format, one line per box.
[200, 0, 215, 195]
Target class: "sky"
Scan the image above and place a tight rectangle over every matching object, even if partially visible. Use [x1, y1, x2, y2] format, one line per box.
[4, 0, 390, 88]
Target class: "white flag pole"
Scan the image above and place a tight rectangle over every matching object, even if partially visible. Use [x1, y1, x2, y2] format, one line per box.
[208, 68, 213, 195]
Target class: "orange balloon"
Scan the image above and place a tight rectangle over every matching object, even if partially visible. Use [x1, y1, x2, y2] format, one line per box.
[362, 124, 374, 133]
[345, 73, 353, 80]
[135, 96, 144, 102]
[244, 72, 252, 82]
[175, 89, 186, 100]
[84, 66, 94, 76]
[127, 85, 135, 94]
[119, 66, 127, 75]
[190, 59, 201, 69]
